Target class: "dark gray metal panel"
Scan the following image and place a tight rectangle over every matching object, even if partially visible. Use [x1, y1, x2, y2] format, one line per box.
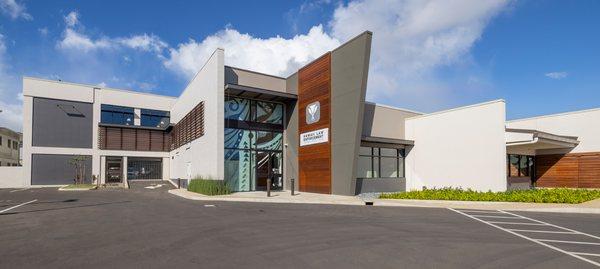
[330, 32, 372, 196]
[32, 98, 93, 148]
[31, 154, 92, 185]
[355, 178, 406, 194]
[284, 74, 299, 191]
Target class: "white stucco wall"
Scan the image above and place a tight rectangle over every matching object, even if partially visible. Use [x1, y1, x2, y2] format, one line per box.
[506, 108, 600, 154]
[0, 167, 25, 188]
[170, 49, 225, 180]
[405, 100, 507, 192]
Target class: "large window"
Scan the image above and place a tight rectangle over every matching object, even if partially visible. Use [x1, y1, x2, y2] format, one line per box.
[225, 97, 283, 125]
[101, 105, 134, 125]
[141, 109, 170, 128]
[357, 146, 405, 179]
[507, 154, 534, 178]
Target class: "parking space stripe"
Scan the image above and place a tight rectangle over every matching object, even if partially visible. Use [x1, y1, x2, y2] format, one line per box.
[487, 221, 547, 226]
[0, 199, 37, 214]
[572, 252, 600, 258]
[535, 239, 600, 246]
[498, 210, 600, 241]
[469, 215, 523, 219]
[457, 210, 502, 213]
[449, 208, 600, 267]
[508, 229, 578, 234]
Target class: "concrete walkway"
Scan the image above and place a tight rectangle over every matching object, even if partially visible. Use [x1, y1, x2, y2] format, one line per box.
[168, 189, 600, 214]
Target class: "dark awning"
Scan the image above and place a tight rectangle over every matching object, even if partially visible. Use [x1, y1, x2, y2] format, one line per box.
[361, 136, 414, 148]
[225, 84, 297, 102]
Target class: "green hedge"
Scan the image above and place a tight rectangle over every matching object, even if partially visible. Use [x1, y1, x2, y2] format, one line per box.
[379, 188, 600, 204]
[187, 178, 231, 196]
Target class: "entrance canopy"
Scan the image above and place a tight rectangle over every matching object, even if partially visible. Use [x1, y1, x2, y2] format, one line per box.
[225, 84, 297, 103]
[506, 128, 579, 153]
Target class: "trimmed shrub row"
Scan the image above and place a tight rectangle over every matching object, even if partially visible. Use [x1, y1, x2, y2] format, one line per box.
[187, 178, 231, 196]
[379, 188, 600, 204]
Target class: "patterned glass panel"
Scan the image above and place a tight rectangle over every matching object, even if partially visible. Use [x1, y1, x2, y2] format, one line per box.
[224, 128, 254, 149]
[255, 101, 283, 124]
[225, 98, 251, 121]
[255, 131, 283, 151]
[224, 149, 255, 191]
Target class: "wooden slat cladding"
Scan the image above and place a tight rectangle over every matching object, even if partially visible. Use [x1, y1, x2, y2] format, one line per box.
[170, 101, 205, 150]
[98, 126, 170, 152]
[536, 152, 600, 188]
[298, 53, 332, 194]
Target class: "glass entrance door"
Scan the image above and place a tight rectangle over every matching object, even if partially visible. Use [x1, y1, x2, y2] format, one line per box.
[255, 151, 283, 191]
[106, 157, 123, 183]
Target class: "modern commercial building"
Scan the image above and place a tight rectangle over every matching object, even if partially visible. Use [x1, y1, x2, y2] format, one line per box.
[0, 127, 22, 167]
[10, 31, 600, 193]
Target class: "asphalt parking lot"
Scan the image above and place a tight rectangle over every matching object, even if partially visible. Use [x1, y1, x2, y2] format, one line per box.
[1, 186, 599, 269]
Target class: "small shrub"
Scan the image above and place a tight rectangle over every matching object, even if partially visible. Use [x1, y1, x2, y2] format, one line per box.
[379, 188, 600, 204]
[187, 177, 231, 196]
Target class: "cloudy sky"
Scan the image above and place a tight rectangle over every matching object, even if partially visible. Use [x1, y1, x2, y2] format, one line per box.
[0, 0, 599, 131]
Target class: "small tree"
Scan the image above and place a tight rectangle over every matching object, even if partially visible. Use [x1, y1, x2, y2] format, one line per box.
[68, 155, 88, 185]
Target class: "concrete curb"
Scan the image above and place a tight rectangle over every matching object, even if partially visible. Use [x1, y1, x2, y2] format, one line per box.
[168, 189, 600, 214]
[168, 189, 365, 206]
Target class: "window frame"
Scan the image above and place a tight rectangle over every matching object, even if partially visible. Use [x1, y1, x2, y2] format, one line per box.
[357, 146, 405, 179]
[101, 104, 135, 126]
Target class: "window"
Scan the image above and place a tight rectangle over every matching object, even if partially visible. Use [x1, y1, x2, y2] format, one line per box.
[101, 105, 134, 125]
[13, 141, 18, 150]
[507, 154, 534, 178]
[224, 97, 284, 126]
[356, 146, 405, 179]
[7, 139, 11, 148]
[0, 136, 2, 146]
[141, 109, 170, 128]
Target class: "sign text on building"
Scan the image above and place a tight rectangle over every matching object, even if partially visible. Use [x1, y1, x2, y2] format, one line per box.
[300, 128, 329, 146]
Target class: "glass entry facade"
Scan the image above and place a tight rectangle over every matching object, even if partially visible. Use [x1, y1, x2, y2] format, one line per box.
[224, 96, 284, 192]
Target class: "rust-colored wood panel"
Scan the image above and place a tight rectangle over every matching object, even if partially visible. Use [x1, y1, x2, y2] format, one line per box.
[298, 53, 332, 194]
[105, 127, 122, 150]
[121, 128, 137, 151]
[578, 153, 600, 188]
[136, 130, 150, 151]
[150, 130, 164, 151]
[535, 152, 600, 188]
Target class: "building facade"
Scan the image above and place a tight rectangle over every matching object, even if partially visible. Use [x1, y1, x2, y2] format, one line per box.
[15, 31, 600, 193]
[0, 127, 21, 167]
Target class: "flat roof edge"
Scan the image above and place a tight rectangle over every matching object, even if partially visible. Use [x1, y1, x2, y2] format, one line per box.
[364, 101, 424, 115]
[507, 107, 600, 123]
[406, 99, 505, 121]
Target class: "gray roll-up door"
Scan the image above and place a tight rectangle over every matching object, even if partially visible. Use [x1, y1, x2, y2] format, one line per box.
[31, 154, 92, 185]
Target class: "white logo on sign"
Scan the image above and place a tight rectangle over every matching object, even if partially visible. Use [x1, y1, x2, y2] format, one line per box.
[306, 101, 320, 124]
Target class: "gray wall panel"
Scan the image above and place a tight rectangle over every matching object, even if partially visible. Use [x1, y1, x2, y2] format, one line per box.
[284, 72, 299, 191]
[355, 178, 406, 194]
[31, 154, 92, 185]
[330, 32, 372, 195]
[32, 97, 93, 148]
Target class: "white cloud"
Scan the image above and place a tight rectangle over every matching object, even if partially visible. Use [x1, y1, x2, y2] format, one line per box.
[116, 34, 167, 53]
[164, 25, 340, 78]
[330, 0, 510, 108]
[38, 27, 49, 36]
[64, 11, 79, 27]
[0, 0, 32, 20]
[545, 71, 568, 79]
[57, 11, 167, 54]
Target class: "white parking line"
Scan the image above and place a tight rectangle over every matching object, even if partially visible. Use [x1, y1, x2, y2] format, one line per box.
[0, 199, 37, 214]
[487, 221, 547, 226]
[449, 208, 600, 267]
[508, 229, 578, 234]
[469, 215, 523, 219]
[572, 252, 600, 258]
[536, 239, 600, 246]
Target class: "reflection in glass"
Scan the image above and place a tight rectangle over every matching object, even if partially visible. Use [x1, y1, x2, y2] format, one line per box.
[256, 131, 283, 151]
[255, 101, 283, 124]
[224, 149, 255, 191]
[380, 157, 398, 177]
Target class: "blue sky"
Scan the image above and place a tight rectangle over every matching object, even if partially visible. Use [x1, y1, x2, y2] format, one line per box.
[0, 0, 599, 131]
